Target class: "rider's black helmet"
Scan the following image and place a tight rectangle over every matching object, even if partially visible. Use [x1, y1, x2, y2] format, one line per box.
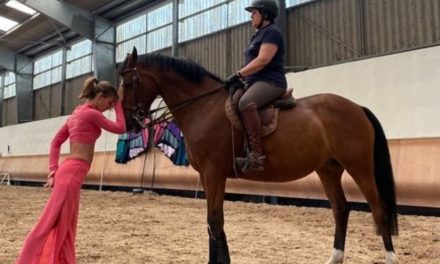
[245, 0, 279, 21]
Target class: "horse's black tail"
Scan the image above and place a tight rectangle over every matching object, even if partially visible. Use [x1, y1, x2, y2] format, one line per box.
[362, 107, 399, 236]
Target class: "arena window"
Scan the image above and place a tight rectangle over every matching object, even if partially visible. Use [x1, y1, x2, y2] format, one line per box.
[33, 50, 62, 90]
[3, 72, 16, 99]
[179, 4, 228, 42]
[66, 39, 93, 79]
[286, 0, 314, 8]
[146, 2, 172, 52]
[116, 14, 147, 62]
[115, 0, 311, 61]
[228, 0, 253, 27]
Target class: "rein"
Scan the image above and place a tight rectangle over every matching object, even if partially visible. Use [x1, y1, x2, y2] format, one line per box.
[145, 85, 225, 127]
[121, 66, 226, 128]
[122, 65, 239, 178]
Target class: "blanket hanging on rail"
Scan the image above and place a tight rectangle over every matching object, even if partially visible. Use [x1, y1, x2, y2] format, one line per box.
[115, 120, 189, 166]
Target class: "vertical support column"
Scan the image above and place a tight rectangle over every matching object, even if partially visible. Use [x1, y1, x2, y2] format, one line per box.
[0, 74, 4, 127]
[357, 0, 366, 56]
[172, 0, 179, 57]
[276, 0, 287, 41]
[15, 55, 33, 123]
[60, 47, 67, 116]
[93, 17, 116, 86]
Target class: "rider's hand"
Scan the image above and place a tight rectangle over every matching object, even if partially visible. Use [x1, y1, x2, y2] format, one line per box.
[224, 72, 243, 88]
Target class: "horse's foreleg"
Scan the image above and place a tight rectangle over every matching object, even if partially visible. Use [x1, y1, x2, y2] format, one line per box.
[317, 160, 347, 264]
[204, 173, 230, 264]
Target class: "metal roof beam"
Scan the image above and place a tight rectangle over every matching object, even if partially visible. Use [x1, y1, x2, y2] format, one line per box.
[20, 0, 116, 85]
[0, 47, 15, 72]
[0, 47, 32, 72]
[20, 0, 112, 40]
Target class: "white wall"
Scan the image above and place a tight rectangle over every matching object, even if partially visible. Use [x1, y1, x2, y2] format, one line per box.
[287, 45, 440, 139]
[0, 110, 119, 156]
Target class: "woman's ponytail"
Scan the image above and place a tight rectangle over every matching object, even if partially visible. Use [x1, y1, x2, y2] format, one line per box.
[78, 77, 117, 100]
[79, 77, 99, 99]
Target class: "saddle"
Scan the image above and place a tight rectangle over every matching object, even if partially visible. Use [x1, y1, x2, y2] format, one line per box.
[225, 88, 296, 137]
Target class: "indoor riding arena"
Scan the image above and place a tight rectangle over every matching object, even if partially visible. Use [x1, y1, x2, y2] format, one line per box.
[0, 1, 439, 264]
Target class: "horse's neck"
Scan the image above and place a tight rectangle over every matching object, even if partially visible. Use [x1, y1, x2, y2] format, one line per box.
[162, 78, 227, 135]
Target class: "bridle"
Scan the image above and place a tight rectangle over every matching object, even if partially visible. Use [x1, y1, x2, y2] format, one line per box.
[120, 66, 226, 129]
[120, 67, 148, 128]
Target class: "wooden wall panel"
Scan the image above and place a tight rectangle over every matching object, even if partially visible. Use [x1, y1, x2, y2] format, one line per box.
[180, 32, 228, 78]
[177, 23, 252, 79]
[1, 98, 17, 126]
[286, 0, 361, 68]
[227, 24, 254, 77]
[286, 0, 440, 69]
[362, 0, 440, 56]
[33, 83, 61, 120]
[64, 74, 92, 115]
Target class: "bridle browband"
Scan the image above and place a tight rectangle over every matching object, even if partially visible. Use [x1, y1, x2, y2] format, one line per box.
[120, 66, 226, 129]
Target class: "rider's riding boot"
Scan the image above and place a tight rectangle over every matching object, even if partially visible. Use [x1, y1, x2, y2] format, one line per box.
[236, 103, 266, 172]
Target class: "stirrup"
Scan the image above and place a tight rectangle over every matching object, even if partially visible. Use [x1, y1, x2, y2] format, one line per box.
[235, 154, 265, 173]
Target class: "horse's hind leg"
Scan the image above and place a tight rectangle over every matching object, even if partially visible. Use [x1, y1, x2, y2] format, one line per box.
[347, 168, 398, 264]
[316, 159, 347, 264]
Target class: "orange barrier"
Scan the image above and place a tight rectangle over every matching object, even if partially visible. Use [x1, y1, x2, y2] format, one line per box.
[0, 138, 439, 208]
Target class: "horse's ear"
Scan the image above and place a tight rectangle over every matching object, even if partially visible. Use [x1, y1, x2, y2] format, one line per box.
[132, 46, 138, 63]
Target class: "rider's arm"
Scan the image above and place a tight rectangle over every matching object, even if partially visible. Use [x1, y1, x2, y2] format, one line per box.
[239, 43, 278, 77]
[238, 29, 282, 77]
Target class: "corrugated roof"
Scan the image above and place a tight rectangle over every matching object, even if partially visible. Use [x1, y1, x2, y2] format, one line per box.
[0, 0, 157, 58]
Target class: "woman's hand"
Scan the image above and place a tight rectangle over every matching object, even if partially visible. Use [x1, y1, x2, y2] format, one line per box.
[44, 171, 55, 188]
[117, 82, 124, 101]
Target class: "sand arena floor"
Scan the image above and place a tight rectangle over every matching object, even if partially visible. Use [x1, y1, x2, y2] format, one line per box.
[0, 185, 439, 264]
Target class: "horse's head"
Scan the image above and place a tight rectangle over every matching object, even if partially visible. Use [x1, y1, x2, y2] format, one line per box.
[118, 47, 160, 132]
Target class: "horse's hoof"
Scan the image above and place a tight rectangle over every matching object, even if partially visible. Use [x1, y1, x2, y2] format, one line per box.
[324, 248, 344, 264]
[385, 251, 398, 264]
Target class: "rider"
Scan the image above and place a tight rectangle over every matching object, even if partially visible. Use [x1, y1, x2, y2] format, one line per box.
[225, 0, 287, 172]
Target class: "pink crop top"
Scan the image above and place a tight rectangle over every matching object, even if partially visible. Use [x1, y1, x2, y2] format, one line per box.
[49, 101, 126, 172]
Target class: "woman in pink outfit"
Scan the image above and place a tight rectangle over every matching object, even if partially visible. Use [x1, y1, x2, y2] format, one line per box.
[16, 77, 126, 264]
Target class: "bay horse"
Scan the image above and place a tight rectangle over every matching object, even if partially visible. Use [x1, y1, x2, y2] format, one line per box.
[118, 47, 398, 264]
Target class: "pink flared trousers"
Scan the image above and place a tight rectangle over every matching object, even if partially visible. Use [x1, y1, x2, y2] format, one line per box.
[16, 158, 90, 264]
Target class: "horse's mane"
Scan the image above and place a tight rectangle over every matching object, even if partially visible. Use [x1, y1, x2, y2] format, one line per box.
[119, 53, 224, 84]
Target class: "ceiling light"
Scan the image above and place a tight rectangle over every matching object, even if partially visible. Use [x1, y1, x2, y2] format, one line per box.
[0, 16, 18, 32]
[6, 0, 37, 15]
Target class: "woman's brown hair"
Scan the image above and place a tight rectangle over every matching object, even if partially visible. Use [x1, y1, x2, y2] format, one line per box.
[79, 77, 118, 100]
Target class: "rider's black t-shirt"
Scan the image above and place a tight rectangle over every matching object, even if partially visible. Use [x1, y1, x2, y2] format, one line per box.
[244, 23, 287, 89]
